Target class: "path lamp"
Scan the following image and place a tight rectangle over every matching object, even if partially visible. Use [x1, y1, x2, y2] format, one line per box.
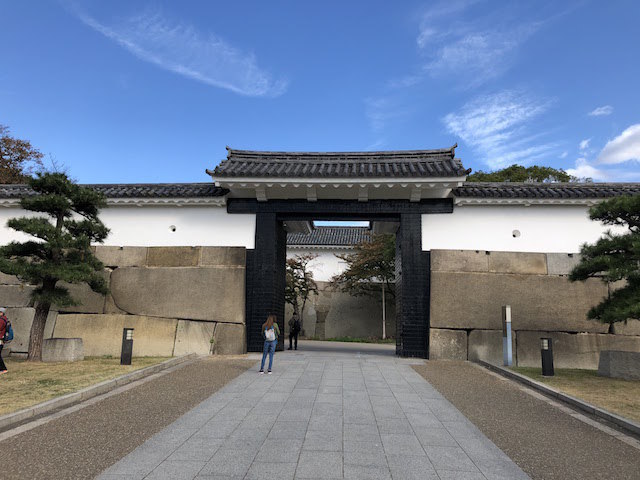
[540, 337, 554, 376]
[121, 328, 134, 365]
[502, 305, 513, 366]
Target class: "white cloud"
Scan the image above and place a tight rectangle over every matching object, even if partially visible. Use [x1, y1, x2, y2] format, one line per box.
[566, 158, 608, 181]
[579, 138, 591, 151]
[442, 90, 556, 168]
[559, 151, 568, 159]
[588, 105, 613, 117]
[74, 9, 287, 97]
[415, 1, 541, 87]
[365, 97, 410, 132]
[597, 124, 640, 165]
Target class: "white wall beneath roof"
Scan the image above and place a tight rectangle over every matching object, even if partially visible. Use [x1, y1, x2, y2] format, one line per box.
[422, 205, 622, 253]
[287, 248, 349, 282]
[0, 205, 256, 248]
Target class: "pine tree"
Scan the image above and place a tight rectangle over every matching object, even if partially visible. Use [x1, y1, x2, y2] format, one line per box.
[285, 254, 318, 335]
[0, 173, 109, 360]
[569, 195, 640, 333]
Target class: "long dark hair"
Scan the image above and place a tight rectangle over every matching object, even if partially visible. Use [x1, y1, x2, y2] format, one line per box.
[262, 314, 276, 330]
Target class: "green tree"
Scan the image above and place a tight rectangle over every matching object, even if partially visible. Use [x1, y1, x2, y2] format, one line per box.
[330, 233, 395, 338]
[285, 253, 318, 335]
[0, 125, 44, 183]
[569, 195, 640, 333]
[0, 173, 110, 360]
[467, 164, 588, 183]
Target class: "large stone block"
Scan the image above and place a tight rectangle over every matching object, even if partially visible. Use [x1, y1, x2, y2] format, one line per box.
[53, 314, 177, 357]
[57, 280, 107, 314]
[430, 250, 489, 273]
[94, 246, 148, 267]
[6, 307, 57, 353]
[0, 285, 35, 307]
[213, 323, 246, 355]
[110, 267, 245, 323]
[174, 320, 215, 356]
[487, 252, 547, 275]
[200, 247, 246, 267]
[0, 272, 21, 285]
[598, 350, 640, 380]
[468, 329, 517, 365]
[546, 253, 581, 276]
[614, 319, 640, 336]
[430, 271, 609, 333]
[147, 247, 200, 267]
[516, 331, 640, 369]
[429, 329, 467, 360]
[42, 338, 84, 362]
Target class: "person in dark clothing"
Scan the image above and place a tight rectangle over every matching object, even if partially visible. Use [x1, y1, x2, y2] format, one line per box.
[288, 312, 301, 350]
[0, 307, 9, 374]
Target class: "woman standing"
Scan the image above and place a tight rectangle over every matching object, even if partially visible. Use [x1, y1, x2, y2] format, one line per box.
[259, 314, 280, 374]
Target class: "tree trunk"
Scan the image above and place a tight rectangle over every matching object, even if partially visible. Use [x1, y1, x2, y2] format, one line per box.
[27, 301, 51, 361]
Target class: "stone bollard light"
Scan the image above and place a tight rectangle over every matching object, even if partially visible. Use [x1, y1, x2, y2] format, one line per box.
[540, 337, 554, 376]
[121, 328, 134, 365]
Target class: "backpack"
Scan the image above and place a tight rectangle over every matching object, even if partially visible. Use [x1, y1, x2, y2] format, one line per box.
[265, 327, 276, 342]
[292, 319, 301, 334]
[4, 322, 13, 343]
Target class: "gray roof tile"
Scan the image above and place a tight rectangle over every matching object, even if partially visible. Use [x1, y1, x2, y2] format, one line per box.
[453, 182, 640, 199]
[0, 183, 227, 199]
[210, 146, 470, 179]
[287, 227, 372, 246]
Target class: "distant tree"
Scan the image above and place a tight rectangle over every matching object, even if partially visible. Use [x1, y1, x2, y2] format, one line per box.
[569, 195, 640, 333]
[330, 234, 395, 338]
[0, 125, 44, 183]
[285, 254, 318, 335]
[467, 164, 590, 183]
[0, 173, 110, 360]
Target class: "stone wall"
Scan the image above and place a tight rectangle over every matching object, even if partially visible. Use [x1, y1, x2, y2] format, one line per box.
[429, 250, 640, 368]
[1, 246, 247, 357]
[284, 281, 396, 340]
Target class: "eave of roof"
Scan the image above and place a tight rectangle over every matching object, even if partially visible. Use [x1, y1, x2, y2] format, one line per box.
[208, 145, 471, 179]
[287, 226, 372, 247]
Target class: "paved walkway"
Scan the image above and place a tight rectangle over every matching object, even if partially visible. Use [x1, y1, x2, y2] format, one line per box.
[98, 347, 529, 480]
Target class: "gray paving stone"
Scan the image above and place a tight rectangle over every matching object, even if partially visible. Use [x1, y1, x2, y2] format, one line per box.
[145, 460, 207, 479]
[423, 445, 480, 472]
[96, 351, 528, 480]
[343, 464, 392, 479]
[245, 461, 297, 480]
[303, 429, 343, 451]
[380, 434, 426, 456]
[199, 448, 256, 477]
[295, 451, 343, 479]
[386, 455, 439, 480]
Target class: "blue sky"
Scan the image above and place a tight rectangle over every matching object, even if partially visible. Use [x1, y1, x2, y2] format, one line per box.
[1, 0, 639, 183]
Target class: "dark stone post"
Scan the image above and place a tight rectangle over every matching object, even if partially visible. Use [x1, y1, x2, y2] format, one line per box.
[246, 212, 287, 352]
[396, 213, 430, 358]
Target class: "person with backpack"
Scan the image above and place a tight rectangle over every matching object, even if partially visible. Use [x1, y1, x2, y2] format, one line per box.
[259, 314, 280, 375]
[0, 307, 11, 374]
[288, 311, 301, 350]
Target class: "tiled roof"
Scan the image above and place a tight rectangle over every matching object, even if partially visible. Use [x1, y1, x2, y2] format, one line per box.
[287, 227, 372, 247]
[210, 146, 470, 178]
[453, 182, 640, 199]
[0, 183, 227, 199]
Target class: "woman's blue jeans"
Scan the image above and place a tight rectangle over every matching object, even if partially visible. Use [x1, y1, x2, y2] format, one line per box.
[261, 340, 276, 371]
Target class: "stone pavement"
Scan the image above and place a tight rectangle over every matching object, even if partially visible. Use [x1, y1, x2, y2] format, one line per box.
[98, 347, 529, 480]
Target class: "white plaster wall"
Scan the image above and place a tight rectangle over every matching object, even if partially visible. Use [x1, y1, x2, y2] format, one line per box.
[0, 205, 256, 248]
[286, 248, 349, 282]
[422, 205, 623, 253]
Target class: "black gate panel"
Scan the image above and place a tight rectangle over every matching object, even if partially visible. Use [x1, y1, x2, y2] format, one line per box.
[245, 212, 287, 352]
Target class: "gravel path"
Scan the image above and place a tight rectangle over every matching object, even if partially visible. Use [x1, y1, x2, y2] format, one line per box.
[0, 357, 254, 480]
[413, 361, 640, 480]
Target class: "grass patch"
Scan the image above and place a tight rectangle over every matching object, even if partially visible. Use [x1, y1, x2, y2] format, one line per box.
[0, 356, 170, 416]
[511, 366, 640, 423]
[304, 336, 396, 344]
